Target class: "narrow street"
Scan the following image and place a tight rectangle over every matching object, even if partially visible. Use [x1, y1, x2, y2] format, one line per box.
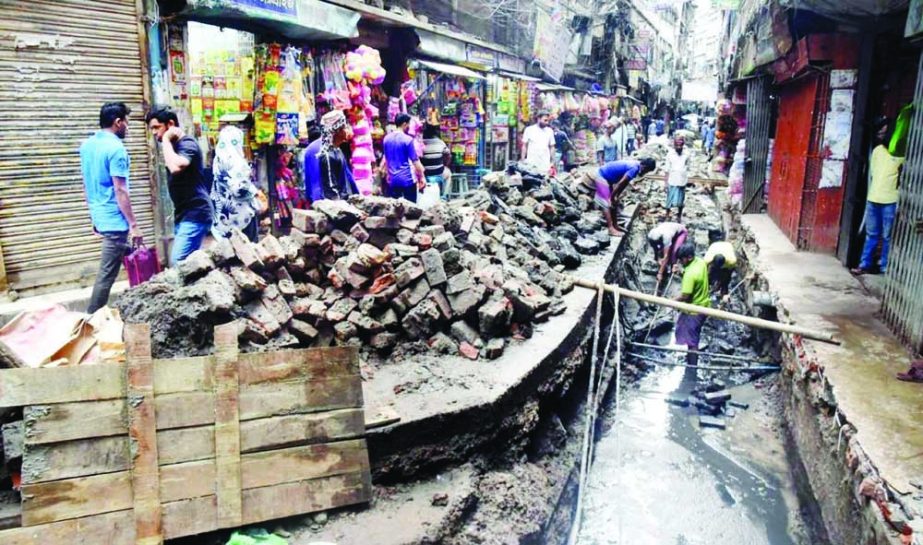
[0, 1, 922, 545]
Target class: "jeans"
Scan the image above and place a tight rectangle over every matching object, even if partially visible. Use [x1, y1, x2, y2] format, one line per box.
[88, 231, 129, 314]
[171, 220, 211, 266]
[859, 202, 897, 272]
[389, 184, 418, 203]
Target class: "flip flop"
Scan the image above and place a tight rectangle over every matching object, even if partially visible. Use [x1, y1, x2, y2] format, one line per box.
[896, 360, 923, 383]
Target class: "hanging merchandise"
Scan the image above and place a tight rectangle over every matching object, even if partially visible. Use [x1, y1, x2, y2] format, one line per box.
[342, 45, 386, 195]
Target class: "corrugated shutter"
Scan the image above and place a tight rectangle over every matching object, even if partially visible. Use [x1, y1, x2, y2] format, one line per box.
[882, 51, 923, 355]
[0, 0, 156, 294]
[742, 77, 771, 213]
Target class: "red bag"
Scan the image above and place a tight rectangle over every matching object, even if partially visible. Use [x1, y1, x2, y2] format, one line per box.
[122, 244, 161, 287]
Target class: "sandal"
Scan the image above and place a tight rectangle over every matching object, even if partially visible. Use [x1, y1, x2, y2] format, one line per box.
[896, 360, 923, 383]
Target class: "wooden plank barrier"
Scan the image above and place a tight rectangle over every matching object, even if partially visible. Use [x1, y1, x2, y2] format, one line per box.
[1, 324, 371, 545]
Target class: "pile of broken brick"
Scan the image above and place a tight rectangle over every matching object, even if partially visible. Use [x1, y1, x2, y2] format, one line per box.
[117, 170, 615, 361]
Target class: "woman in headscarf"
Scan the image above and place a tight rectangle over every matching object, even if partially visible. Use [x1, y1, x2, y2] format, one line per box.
[211, 126, 259, 241]
[304, 109, 357, 202]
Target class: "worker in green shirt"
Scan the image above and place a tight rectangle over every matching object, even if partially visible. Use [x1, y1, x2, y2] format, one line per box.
[674, 243, 710, 368]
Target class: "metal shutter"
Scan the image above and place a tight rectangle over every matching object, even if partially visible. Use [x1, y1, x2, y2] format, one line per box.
[0, 0, 156, 294]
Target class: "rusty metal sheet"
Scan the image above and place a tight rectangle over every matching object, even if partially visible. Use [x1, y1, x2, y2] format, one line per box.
[0, 0, 156, 293]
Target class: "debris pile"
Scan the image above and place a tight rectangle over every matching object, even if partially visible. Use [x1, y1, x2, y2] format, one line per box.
[117, 170, 615, 360]
[666, 380, 750, 430]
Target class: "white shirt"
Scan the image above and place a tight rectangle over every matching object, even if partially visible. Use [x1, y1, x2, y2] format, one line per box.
[666, 148, 691, 187]
[522, 124, 555, 173]
[611, 125, 628, 156]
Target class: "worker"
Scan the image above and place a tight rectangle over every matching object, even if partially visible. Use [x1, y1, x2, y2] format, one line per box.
[581, 157, 657, 235]
[647, 221, 688, 285]
[665, 136, 691, 222]
[703, 229, 737, 302]
[674, 242, 710, 368]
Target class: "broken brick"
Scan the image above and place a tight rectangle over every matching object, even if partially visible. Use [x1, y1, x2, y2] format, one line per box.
[260, 284, 293, 325]
[483, 338, 505, 359]
[441, 248, 462, 276]
[177, 249, 214, 280]
[412, 232, 433, 249]
[401, 299, 441, 340]
[374, 307, 400, 330]
[396, 229, 414, 245]
[260, 235, 286, 268]
[448, 284, 487, 317]
[292, 209, 329, 234]
[348, 311, 384, 334]
[350, 223, 370, 243]
[313, 199, 363, 227]
[326, 298, 358, 322]
[394, 258, 425, 288]
[428, 332, 458, 355]
[459, 342, 480, 360]
[333, 321, 358, 342]
[229, 229, 264, 270]
[243, 300, 282, 339]
[230, 266, 267, 293]
[420, 225, 446, 237]
[369, 332, 398, 351]
[420, 248, 447, 287]
[356, 243, 389, 269]
[369, 273, 396, 295]
[427, 289, 453, 320]
[207, 237, 236, 265]
[393, 279, 431, 313]
[478, 296, 513, 337]
[450, 320, 484, 348]
[433, 232, 457, 251]
[290, 319, 319, 342]
[446, 270, 473, 295]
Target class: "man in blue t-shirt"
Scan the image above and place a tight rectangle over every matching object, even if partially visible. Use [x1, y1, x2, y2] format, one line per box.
[381, 114, 425, 202]
[80, 102, 143, 314]
[582, 158, 656, 235]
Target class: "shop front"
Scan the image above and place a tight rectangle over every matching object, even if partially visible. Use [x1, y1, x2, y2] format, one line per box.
[0, 0, 159, 296]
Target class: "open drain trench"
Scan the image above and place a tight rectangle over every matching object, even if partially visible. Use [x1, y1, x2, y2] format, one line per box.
[565, 187, 831, 545]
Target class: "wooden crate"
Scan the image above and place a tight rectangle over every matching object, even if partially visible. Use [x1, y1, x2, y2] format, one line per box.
[0, 323, 371, 545]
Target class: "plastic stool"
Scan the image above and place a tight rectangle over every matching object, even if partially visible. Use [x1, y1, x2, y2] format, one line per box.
[447, 173, 469, 199]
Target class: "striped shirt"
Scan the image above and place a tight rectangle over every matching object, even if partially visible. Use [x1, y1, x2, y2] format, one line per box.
[422, 138, 447, 177]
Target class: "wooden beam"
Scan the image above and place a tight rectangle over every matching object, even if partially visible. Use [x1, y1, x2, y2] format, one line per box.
[3, 347, 356, 408]
[124, 324, 163, 545]
[20, 439, 369, 526]
[212, 323, 241, 528]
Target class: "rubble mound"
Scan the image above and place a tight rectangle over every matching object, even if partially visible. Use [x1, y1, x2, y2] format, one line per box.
[116, 171, 613, 360]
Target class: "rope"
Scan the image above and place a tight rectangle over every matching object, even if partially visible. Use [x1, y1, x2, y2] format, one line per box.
[569, 283, 623, 545]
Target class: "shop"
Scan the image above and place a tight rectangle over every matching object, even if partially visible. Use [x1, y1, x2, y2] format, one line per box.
[532, 85, 624, 169]
[0, 0, 158, 296]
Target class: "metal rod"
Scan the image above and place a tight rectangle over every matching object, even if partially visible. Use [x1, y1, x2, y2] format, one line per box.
[569, 277, 840, 345]
[625, 352, 781, 372]
[627, 341, 777, 365]
[643, 272, 674, 343]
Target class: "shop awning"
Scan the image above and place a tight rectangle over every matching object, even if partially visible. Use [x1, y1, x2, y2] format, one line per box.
[415, 30, 468, 63]
[496, 71, 541, 82]
[415, 59, 485, 80]
[536, 83, 576, 92]
[182, 0, 360, 41]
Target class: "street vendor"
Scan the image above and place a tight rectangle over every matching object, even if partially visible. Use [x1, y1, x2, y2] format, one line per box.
[674, 242, 710, 368]
[647, 221, 688, 284]
[582, 158, 657, 235]
[304, 110, 358, 203]
[703, 229, 737, 302]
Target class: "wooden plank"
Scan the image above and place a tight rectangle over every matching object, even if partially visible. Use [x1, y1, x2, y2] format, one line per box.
[22, 408, 366, 482]
[124, 323, 163, 545]
[0, 510, 135, 545]
[0, 364, 125, 407]
[212, 323, 242, 528]
[240, 376, 364, 419]
[0, 355, 214, 408]
[24, 399, 126, 445]
[21, 439, 369, 526]
[237, 345, 357, 385]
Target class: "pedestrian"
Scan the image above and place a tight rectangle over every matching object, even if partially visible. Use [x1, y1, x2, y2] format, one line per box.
[647, 119, 658, 142]
[80, 102, 142, 313]
[211, 126, 259, 242]
[145, 106, 213, 266]
[611, 117, 628, 159]
[674, 242, 710, 368]
[581, 157, 657, 235]
[852, 119, 903, 276]
[625, 119, 637, 154]
[647, 221, 688, 284]
[381, 113, 426, 202]
[521, 111, 556, 175]
[421, 123, 451, 196]
[304, 110, 357, 203]
[665, 136, 691, 222]
[703, 229, 737, 302]
[596, 121, 618, 164]
[705, 121, 716, 156]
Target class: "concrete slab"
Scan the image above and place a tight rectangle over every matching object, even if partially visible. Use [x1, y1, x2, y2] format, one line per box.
[742, 214, 923, 494]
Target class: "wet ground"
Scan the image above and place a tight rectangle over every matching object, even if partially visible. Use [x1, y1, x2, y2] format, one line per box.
[576, 176, 824, 545]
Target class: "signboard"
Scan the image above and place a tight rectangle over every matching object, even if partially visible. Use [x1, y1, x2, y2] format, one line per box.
[625, 59, 648, 71]
[628, 70, 641, 88]
[235, 0, 297, 16]
[533, 7, 571, 81]
[498, 53, 526, 74]
[711, 0, 740, 8]
[466, 45, 497, 68]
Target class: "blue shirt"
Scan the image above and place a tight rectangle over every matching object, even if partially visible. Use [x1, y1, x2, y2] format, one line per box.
[80, 131, 130, 233]
[705, 127, 716, 147]
[598, 159, 640, 184]
[383, 130, 418, 188]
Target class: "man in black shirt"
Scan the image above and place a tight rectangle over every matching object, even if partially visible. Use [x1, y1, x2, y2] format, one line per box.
[145, 107, 214, 265]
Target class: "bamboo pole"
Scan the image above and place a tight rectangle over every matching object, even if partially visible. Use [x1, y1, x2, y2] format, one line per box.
[570, 277, 840, 345]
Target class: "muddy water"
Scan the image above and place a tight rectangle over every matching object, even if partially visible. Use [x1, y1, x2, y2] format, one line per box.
[576, 363, 805, 545]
